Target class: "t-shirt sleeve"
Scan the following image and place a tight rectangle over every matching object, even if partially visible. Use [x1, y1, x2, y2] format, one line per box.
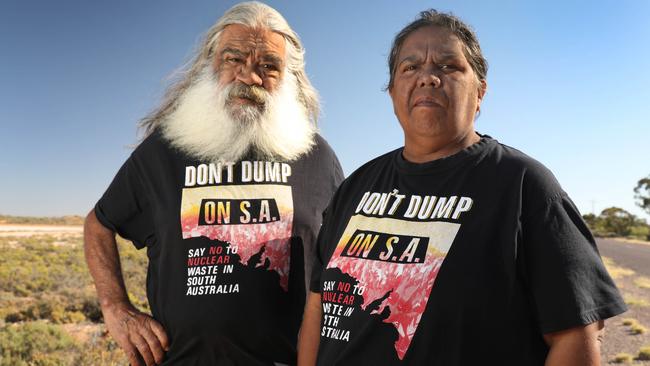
[521, 192, 627, 334]
[309, 196, 339, 293]
[94, 155, 155, 249]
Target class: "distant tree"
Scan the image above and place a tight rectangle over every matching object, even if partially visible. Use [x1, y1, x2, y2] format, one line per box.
[599, 207, 636, 237]
[582, 213, 598, 228]
[635, 176, 650, 215]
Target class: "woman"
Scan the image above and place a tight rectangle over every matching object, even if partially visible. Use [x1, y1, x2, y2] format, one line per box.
[298, 9, 626, 366]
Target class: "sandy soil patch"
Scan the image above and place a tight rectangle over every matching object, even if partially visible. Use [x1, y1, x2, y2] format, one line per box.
[0, 224, 82, 237]
[61, 323, 103, 344]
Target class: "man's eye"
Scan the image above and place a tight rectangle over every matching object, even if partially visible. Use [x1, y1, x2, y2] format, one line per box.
[262, 64, 279, 71]
[226, 57, 242, 63]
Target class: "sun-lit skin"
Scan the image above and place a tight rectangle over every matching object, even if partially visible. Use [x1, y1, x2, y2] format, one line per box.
[389, 26, 487, 163]
[212, 24, 286, 108]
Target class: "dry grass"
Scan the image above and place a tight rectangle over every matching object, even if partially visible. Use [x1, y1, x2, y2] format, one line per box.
[603, 257, 636, 279]
[631, 323, 648, 335]
[620, 318, 648, 335]
[622, 318, 638, 326]
[624, 294, 650, 307]
[638, 345, 650, 361]
[634, 276, 650, 289]
[612, 353, 634, 363]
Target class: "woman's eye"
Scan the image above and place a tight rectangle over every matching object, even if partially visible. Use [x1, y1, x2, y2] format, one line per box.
[439, 64, 456, 71]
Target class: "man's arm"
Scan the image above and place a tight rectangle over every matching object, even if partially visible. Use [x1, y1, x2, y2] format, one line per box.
[297, 291, 323, 366]
[84, 209, 169, 366]
[543, 321, 604, 366]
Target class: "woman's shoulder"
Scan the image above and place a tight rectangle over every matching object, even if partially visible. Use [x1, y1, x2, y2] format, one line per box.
[487, 139, 566, 202]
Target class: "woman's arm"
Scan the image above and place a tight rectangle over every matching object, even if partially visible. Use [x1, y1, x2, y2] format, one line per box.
[298, 291, 323, 366]
[543, 320, 604, 366]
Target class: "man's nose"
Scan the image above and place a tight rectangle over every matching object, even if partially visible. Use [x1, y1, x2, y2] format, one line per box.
[236, 63, 263, 86]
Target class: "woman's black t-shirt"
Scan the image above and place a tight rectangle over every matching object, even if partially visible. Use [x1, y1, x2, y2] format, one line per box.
[311, 135, 625, 365]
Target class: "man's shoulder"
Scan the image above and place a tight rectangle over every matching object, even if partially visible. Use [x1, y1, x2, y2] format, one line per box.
[132, 128, 176, 159]
[293, 133, 342, 174]
[306, 133, 337, 161]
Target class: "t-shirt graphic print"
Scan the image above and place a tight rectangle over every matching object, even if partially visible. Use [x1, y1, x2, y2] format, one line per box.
[181, 182, 294, 294]
[323, 213, 459, 359]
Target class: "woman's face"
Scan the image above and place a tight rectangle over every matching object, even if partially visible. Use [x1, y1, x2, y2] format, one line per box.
[389, 26, 486, 149]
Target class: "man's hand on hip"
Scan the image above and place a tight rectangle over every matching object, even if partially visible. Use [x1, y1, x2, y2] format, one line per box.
[102, 302, 169, 366]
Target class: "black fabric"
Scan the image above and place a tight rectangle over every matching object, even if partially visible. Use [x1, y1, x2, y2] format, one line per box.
[95, 130, 343, 365]
[310, 135, 626, 365]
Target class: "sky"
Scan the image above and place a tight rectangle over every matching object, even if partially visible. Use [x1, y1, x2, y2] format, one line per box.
[1, 0, 649, 221]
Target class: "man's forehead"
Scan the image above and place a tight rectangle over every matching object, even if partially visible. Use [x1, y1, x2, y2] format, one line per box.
[217, 24, 286, 55]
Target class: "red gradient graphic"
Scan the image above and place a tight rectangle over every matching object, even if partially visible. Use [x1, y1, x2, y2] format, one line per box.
[181, 185, 293, 291]
[327, 216, 458, 359]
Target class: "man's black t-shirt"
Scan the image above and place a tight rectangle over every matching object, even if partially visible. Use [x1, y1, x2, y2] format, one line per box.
[95, 130, 343, 365]
[310, 135, 626, 365]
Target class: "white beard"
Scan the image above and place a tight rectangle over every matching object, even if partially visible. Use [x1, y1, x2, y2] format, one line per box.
[161, 67, 316, 163]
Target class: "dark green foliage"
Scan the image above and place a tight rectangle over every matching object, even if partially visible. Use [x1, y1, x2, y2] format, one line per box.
[583, 207, 650, 240]
[635, 176, 650, 216]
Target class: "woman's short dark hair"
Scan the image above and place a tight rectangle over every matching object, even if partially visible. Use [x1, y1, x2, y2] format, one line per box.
[387, 9, 488, 90]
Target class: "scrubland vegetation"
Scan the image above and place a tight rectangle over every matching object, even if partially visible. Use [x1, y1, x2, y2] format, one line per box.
[0, 234, 147, 365]
[583, 207, 650, 240]
[0, 215, 84, 226]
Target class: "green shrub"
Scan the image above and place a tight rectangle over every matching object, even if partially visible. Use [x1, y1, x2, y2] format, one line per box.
[0, 234, 149, 363]
[0, 321, 77, 365]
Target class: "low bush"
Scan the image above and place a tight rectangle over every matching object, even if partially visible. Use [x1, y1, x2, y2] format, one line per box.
[0, 321, 77, 366]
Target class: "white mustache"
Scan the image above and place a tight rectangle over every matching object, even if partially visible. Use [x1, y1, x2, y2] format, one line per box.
[161, 67, 316, 163]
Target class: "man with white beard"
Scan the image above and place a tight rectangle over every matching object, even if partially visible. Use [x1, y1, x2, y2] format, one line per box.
[83, 2, 343, 365]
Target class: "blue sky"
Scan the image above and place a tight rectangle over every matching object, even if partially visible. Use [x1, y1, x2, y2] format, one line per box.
[1, 0, 649, 220]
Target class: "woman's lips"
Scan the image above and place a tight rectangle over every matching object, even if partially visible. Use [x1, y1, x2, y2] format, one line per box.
[413, 96, 442, 108]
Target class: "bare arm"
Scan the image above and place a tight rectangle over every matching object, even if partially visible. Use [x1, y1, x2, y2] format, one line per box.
[297, 291, 323, 366]
[84, 210, 169, 366]
[543, 321, 604, 366]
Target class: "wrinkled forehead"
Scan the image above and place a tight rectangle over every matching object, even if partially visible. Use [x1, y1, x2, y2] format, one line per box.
[398, 26, 465, 60]
[216, 24, 286, 58]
